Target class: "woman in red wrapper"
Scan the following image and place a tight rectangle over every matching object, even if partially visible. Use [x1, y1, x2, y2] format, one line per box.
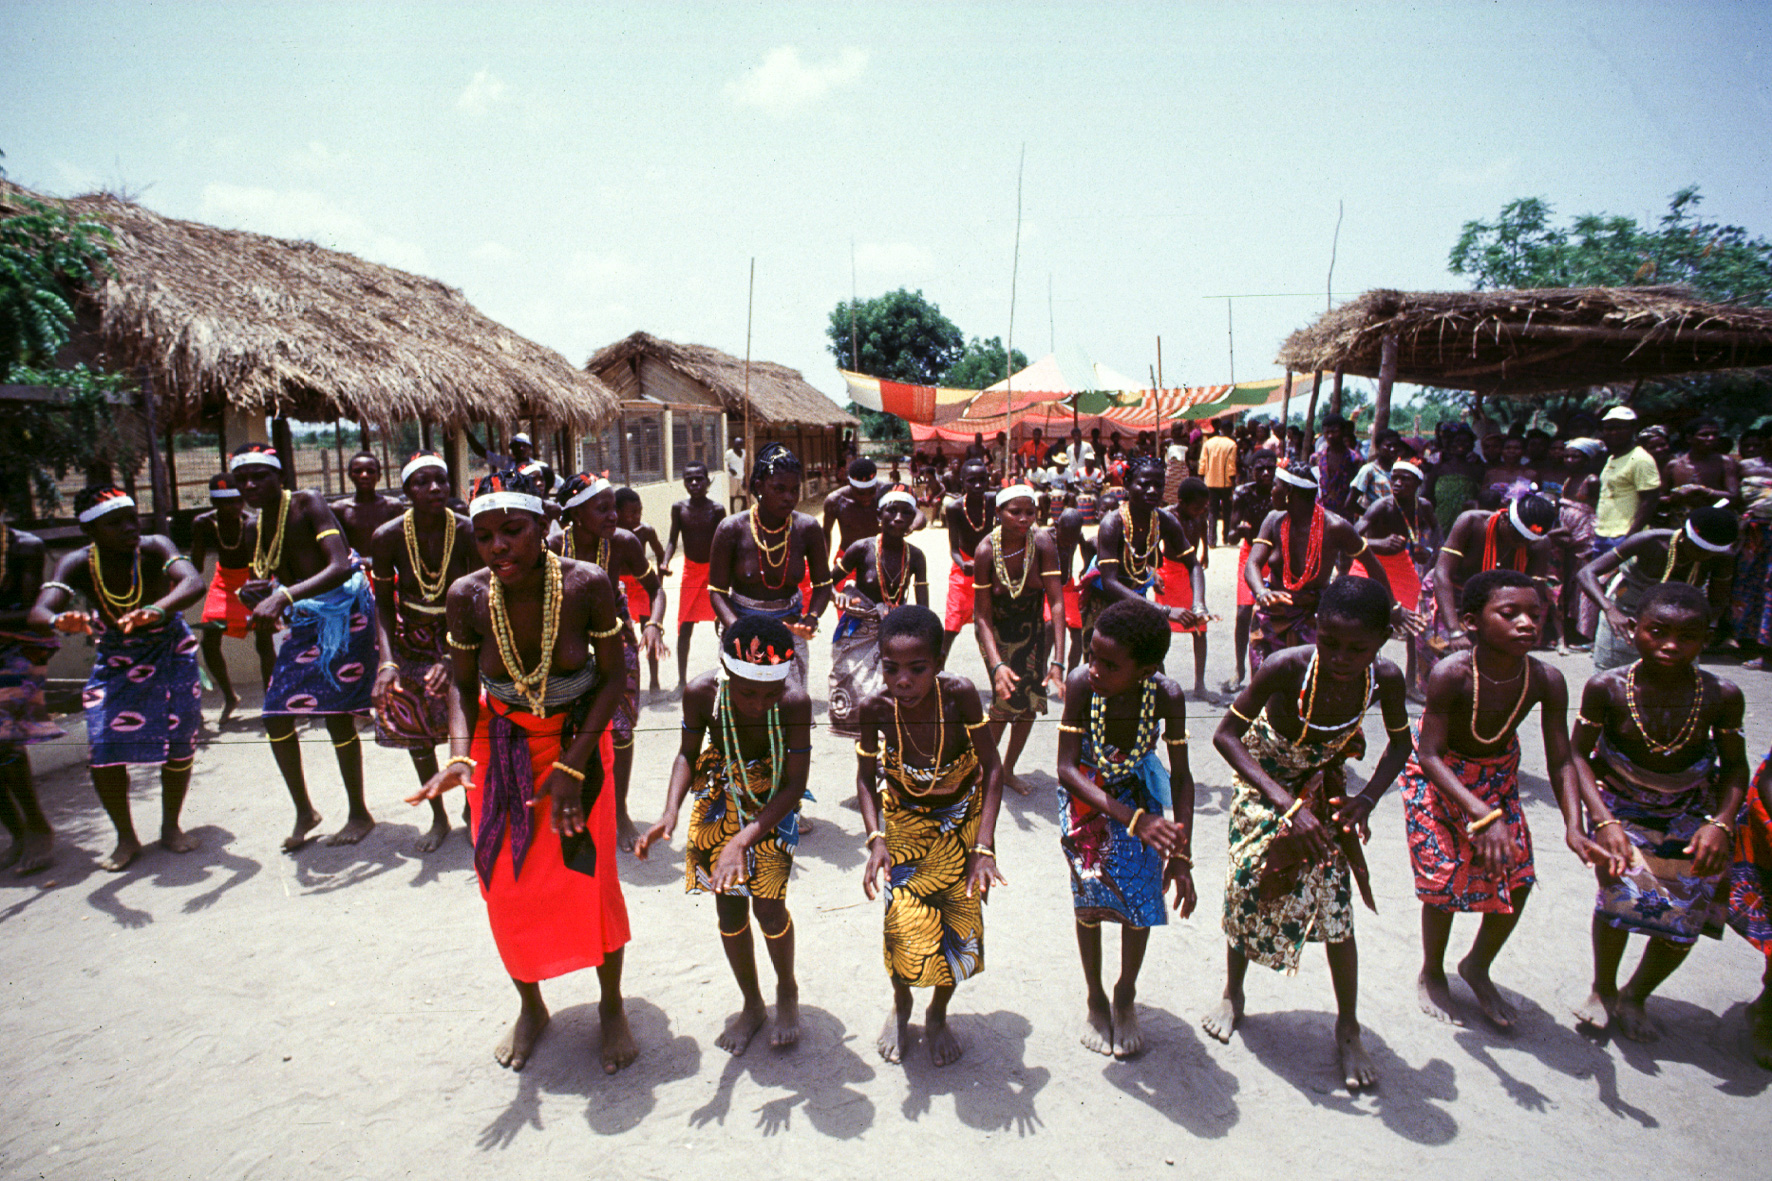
[407, 470, 635, 1074]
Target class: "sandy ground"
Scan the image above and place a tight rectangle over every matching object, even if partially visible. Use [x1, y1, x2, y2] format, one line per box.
[3, 526, 1769, 1181]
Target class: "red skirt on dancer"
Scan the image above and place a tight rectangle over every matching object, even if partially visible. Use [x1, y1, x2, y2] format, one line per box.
[945, 564, 976, 631]
[1235, 540, 1256, 608]
[678, 558, 717, 625]
[201, 565, 252, 638]
[1156, 556, 1207, 634]
[621, 572, 650, 622]
[1353, 549, 1421, 612]
[468, 697, 630, 983]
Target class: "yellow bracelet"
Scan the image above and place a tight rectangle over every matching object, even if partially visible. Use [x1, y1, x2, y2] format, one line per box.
[1127, 807, 1146, 834]
[589, 622, 623, 638]
[278, 586, 297, 607]
[865, 829, 886, 845]
[970, 844, 996, 858]
[856, 743, 878, 759]
[964, 717, 990, 730]
[550, 761, 585, 782]
[1227, 703, 1252, 723]
[1440, 547, 1464, 557]
[444, 755, 475, 772]
[1466, 807, 1505, 836]
[378, 661, 400, 673]
[313, 528, 340, 541]
[447, 634, 477, 650]
[1593, 817, 1622, 832]
[1165, 735, 1188, 745]
[1057, 722, 1085, 734]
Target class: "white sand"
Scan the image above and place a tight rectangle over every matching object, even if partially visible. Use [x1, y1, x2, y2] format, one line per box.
[3, 529, 1767, 1179]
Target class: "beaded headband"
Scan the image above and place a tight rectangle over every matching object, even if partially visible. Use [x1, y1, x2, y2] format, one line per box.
[1684, 519, 1732, 553]
[721, 650, 793, 682]
[849, 476, 878, 490]
[229, 447, 282, 472]
[78, 491, 135, 523]
[401, 453, 448, 483]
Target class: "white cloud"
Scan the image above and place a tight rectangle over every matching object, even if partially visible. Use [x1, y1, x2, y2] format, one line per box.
[456, 68, 507, 115]
[854, 241, 933, 276]
[470, 240, 515, 264]
[727, 46, 868, 115]
[200, 183, 429, 273]
[285, 140, 349, 175]
[1436, 156, 1518, 187]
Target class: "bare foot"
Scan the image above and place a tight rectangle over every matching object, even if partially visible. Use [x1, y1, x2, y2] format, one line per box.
[1417, 969, 1464, 1026]
[616, 811, 638, 854]
[771, 986, 801, 1048]
[1337, 1020, 1378, 1090]
[716, 1001, 768, 1056]
[878, 1009, 909, 1064]
[1573, 989, 1617, 1032]
[325, 814, 375, 846]
[1111, 1000, 1144, 1059]
[99, 836, 141, 872]
[1202, 991, 1243, 1043]
[1219, 677, 1245, 695]
[413, 814, 450, 854]
[1613, 996, 1660, 1043]
[1458, 957, 1516, 1029]
[1081, 997, 1114, 1055]
[282, 810, 323, 853]
[13, 832, 54, 876]
[1004, 772, 1029, 797]
[599, 1003, 638, 1074]
[160, 827, 200, 854]
[798, 817, 816, 837]
[219, 693, 240, 724]
[927, 1015, 963, 1067]
[495, 1000, 549, 1070]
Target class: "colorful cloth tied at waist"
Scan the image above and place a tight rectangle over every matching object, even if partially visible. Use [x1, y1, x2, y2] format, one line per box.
[1063, 750, 1169, 928]
[262, 570, 377, 716]
[83, 616, 201, 767]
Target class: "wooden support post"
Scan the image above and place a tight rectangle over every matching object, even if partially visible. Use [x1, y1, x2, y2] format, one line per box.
[139, 367, 170, 533]
[334, 419, 346, 487]
[421, 420, 433, 451]
[1329, 367, 1344, 418]
[1279, 369, 1292, 456]
[272, 416, 296, 491]
[1373, 333, 1399, 440]
[163, 423, 180, 520]
[1305, 369, 1323, 456]
[359, 420, 371, 451]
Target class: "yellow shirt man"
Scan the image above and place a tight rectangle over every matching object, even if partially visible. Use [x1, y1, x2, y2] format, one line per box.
[1596, 445, 1661, 538]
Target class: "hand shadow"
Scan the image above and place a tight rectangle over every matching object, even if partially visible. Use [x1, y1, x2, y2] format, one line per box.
[899, 1009, 1049, 1135]
[81, 826, 262, 927]
[688, 1004, 876, 1138]
[996, 770, 1058, 834]
[1237, 1007, 1459, 1146]
[477, 996, 700, 1148]
[1100, 1006, 1240, 1138]
[290, 831, 408, 894]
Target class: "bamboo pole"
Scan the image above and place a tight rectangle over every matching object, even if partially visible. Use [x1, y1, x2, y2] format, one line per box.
[1280, 369, 1292, 454]
[743, 258, 754, 511]
[139, 367, 170, 532]
[1004, 144, 1024, 480]
[1329, 367, 1344, 418]
[1305, 370, 1323, 456]
[1373, 333, 1399, 438]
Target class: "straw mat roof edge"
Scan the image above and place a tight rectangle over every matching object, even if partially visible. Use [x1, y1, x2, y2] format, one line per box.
[586, 331, 856, 429]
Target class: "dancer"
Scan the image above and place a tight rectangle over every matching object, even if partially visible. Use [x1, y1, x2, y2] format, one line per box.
[1245, 460, 1397, 673]
[331, 450, 404, 558]
[663, 461, 726, 689]
[1089, 455, 1200, 642]
[1204, 577, 1411, 1090]
[1053, 498, 1087, 670]
[1724, 747, 1772, 1067]
[407, 469, 633, 1073]
[1352, 457, 1437, 697]
[230, 442, 380, 850]
[615, 487, 667, 693]
[1222, 449, 1277, 693]
[1416, 493, 1559, 695]
[829, 487, 927, 737]
[1400, 569, 1593, 1028]
[941, 457, 997, 658]
[370, 452, 479, 853]
[635, 617, 811, 1054]
[0, 517, 61, 874]
[1570, 582, 1747, 1041]
[973, 484, 1065, 793]
[31, 487, 204, 871]
[1057, 599, 1194, 1059]
[554, 474, 667, 853]
[1156, 476, 1212, 699]
[708, 443, 831, 696]
[856, 605, 1005, 1066]
[190, 473, 274, 721]
[1575, 506, 1737, 671]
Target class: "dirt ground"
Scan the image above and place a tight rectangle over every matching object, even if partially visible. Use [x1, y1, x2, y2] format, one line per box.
[3, 528, 1767, 1180]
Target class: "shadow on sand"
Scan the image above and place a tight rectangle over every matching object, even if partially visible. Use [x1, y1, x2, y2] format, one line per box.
[689, 1005, 877, 1137]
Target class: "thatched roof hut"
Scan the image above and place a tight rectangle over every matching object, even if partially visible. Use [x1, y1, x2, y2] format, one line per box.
[586, 331, 856, 430]
[1276, 286, 1772, 396]
[1, 178, 618, 433]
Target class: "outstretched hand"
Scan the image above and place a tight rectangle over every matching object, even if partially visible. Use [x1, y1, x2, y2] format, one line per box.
[406, 761, 472, 804]
[965, 851, 1007, 899]
[52, 610, 95, 635]
[634, 818, 672, 859]
[531, 767, 585, 836]
[1164, 860, 1197, 918]
[862, 839, 891, 901]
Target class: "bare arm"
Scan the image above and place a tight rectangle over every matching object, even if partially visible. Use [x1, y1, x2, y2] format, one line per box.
[635, 678, 712, 856]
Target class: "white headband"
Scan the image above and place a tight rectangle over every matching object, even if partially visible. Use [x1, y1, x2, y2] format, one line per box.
[1508, 499, 1545, 540]
[208, 488, 242, 500]
[1392, 462, 1424, 481]
[721, 650, 793, 682]
[469, 491, 546, 518]
[512, 433, 532, 445]
[879, 489, 917, 511]
[1684, 519, 1732, 553]
[401, 455, 448, 484]
[230, 451, 281, 472]
[1275, 466, 1318, 489]
[997, 484, 1037, 506]
[78, 495, 136, 523]
[849, 476, 878, 490]
[561, 477, 610, 511]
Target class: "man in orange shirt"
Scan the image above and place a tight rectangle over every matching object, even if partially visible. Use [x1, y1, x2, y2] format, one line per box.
[1199, 417, 1239, 546]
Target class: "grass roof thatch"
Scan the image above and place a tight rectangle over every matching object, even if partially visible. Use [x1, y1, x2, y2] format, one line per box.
[1276, 286, 1772, 395]
[586, 331, 856, 429]
[1, 178, 618, 432]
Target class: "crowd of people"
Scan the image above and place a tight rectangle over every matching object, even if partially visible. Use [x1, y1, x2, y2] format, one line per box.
[0, 400, 1770, 1087]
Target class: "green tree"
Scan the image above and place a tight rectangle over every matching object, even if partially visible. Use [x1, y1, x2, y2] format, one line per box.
[943, 335, 1029, 390]
[2, 177, 114, 379]
[826, 288, 965, 385]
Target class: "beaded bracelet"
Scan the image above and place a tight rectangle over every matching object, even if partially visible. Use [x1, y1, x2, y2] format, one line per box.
[865, 829, 886, 845]
[446, 634, 477, 650]
[444, 755, 475, 772]
[1057, 722, 1085, 734]
[1593, 818, 1622, 832]
[1466, 807, 1505, 836]
[589, 621, 623, 638]
[550, 761, 585, 782]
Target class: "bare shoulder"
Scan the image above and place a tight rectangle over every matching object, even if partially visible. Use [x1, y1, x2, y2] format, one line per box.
[712, 513, 746, 541]
[1704, 670, 1744, 710]
[1152, 673, 1188, 711]
[682, 671, 720, 718]
[13, 529, 45, 555]
[940, 671, 982, 717]
[778, 687, 814, 725]
[1373, 657, 1405, 692]
[369, 514, 404, 549]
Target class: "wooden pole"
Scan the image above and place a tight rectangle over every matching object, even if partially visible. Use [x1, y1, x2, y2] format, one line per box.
[1226, 298, 1236, 385]
[1374, 333, 1399, 439]
[138, 366, 170, 533]
[1329, 367, 1344, 419]
[1004, 144, 1024, 480]
[334, 419, 345, 485]
[1156, 336, 1164, 391]
[163, 422, 180, 519]
[1305, 370, 1323, 456]
[743, 258, 754, 510]
[272, 416, 296, 492]
[1280, 369, 1292, 454]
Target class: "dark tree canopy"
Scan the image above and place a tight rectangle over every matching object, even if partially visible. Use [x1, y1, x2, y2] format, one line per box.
[825, 288, 965, 386]
[944, 335, 1029, 391]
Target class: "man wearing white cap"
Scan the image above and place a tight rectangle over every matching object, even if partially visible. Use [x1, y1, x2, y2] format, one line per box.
[1595, 407, 1662, 558]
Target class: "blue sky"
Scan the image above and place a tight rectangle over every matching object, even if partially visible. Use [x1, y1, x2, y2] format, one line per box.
[6, 1, 1770, 412]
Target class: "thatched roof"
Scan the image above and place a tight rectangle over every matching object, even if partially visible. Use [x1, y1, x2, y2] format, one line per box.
[1276, 286, 1772, 395]
[586, 331, 856, 429]
[1, 178, 618, 432]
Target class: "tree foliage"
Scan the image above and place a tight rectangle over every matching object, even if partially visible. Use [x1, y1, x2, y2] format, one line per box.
[1, 364, 142, 518]
[944, 335, 1029, 391]
[826, 288, 965, 386]
[1, 176, 115, 379]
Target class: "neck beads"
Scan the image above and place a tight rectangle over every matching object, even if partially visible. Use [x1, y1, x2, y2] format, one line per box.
[487, 550, 563, 715]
